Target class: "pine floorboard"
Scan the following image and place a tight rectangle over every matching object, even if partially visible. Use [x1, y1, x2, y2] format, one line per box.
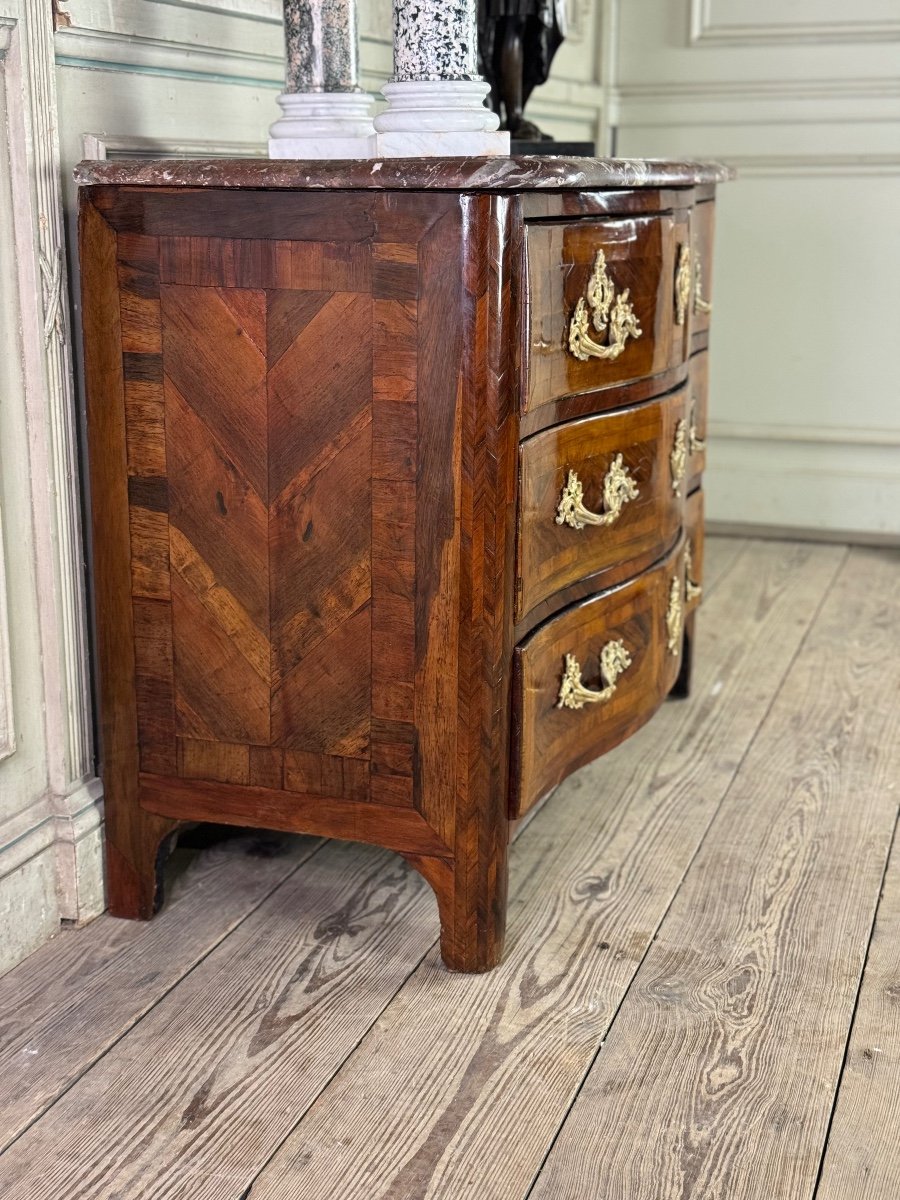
[0, 832, 322, 1152]
[246, 540, 842, 1200]
[0, 537, 897, 1200]
[531, 546, 900, 1200]
[816, 756, 900, 1198]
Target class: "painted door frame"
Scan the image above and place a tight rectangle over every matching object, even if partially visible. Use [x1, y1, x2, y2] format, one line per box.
[0, 0, 102, 974]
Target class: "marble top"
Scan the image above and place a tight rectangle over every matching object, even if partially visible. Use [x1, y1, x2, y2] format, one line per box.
[75, 155, 734, 192]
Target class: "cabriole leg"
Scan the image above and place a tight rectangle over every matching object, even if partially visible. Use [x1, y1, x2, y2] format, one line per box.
[403, 841, 509, 973]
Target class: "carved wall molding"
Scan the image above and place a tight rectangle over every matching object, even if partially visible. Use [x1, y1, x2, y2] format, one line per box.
[709, 421, 900, 448]
[566, 0, 591, 43]
[0, 22, 14, 764]
[56, 27, 285, 85]
[0, 0, 99, 944]
[16, 0, 92, 793]
[0, 502, 14, 764]
[690, 0, 900, 46]
[83, 132, 264, 159]
[616, 75, 900, 102]
[710, 152, 900, 178]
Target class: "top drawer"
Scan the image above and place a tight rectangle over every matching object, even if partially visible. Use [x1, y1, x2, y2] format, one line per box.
[525, 212, 690, 413]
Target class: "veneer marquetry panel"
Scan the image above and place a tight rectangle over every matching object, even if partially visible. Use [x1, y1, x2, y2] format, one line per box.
[512, 539, 685, 817]
[95, 187, 378, 242]
[517, 387, 688, 619]
[267, 288, 373, 756]
[283, 750, 369, 801]
[267, 290, 372, 498]
[373, 242, 418, 299]
[163, 285, 270, 747]
[82, 201, 180, 920]
[526, 211, 690, 413]
[110, 215, 436, 806]
[131, 597, 176, 777]
[118, 233, 175, 774]
[158, 236, 372, 292]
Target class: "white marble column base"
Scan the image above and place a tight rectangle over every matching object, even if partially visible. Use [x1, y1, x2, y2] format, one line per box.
[269, 91, 376, 159]
[375, 129, 509, 158]
[374, 79, 510, 158]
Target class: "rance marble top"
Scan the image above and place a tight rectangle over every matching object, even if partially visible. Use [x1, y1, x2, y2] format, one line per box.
[75, 155, 734, 192]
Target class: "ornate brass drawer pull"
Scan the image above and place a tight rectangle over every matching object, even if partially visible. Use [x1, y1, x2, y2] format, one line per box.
[670, 418, 687, 493]
[685, 542, 702, 602]
[689, 407, 706, 454]
[557, 640, 633, 711]
[674, 244, 692, 327]
[694, 260, 713, 314]
[568, 249, 642, 362]
[556, 455, 639, 531]
[666, 572, 684, 655]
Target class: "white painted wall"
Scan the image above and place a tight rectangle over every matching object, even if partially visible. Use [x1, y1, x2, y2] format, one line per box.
[606, 0, 900, 538]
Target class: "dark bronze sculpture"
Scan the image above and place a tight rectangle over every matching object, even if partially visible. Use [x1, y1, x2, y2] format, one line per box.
[478, 0, 567, 141]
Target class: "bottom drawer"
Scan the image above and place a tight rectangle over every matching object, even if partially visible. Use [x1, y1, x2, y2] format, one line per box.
[511, 540, 687, 818]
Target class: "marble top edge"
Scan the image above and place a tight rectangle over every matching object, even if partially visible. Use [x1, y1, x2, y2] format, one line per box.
[75, 155, 735, 191]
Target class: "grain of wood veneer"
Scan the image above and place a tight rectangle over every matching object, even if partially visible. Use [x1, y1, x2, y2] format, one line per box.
[531, 545, 900, 1200]
[242, 540, 845, 1200]
[0, 840, 436, 1199]
[0, 834, 321, 1151]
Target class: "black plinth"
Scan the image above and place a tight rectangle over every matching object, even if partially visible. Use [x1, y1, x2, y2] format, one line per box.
[510, 140, 596, 157]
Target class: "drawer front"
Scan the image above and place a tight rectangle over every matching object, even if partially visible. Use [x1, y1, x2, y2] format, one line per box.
[691, 200, 716, 339]
[517, 386, 688, 620]
[526, 212, 690, 413]
[512, 542, 687, 817]
[685, 488, 704, 615]
[687, 351, 708, 491]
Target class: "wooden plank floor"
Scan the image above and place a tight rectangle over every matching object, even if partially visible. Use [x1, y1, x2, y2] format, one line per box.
[1, 536, 898, 1200]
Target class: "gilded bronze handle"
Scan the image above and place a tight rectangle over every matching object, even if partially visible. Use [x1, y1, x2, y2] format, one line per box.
[557, 640, 633, 711]
[666, 572, 684, 656]
[670, 417, 687, 494]
[568, 249, 642, 362]
[694, 259, 712, 315]
[674, 244, 692, 327]
[556, 455, 639, 531]
[685, 542, 702, 602]
[689, 406, 705, 454]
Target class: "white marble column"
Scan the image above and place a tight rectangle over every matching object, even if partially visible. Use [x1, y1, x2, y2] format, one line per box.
[269, 0, 375, 160]
[374, 0, 510, 158]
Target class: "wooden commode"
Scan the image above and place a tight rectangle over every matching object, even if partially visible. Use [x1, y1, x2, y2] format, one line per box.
[77, 155, 730, 972]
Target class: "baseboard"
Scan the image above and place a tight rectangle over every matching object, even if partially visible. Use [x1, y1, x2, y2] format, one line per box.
[53, 776, 105, 923]
[0, 802, 60, 976]
[707, 521, 898, 548]
[0, 776, 105, 975]
[705, 438, 900, 543]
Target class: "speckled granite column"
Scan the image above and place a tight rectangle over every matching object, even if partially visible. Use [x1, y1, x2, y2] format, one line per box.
[374, 0, 509, 157]
[269, 0, 375, 160]
[284, 0, 358, 92]
[392, 0, 479, 82]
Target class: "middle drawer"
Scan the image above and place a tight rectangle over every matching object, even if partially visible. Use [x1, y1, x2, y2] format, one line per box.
[517, 386, 689, 620]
